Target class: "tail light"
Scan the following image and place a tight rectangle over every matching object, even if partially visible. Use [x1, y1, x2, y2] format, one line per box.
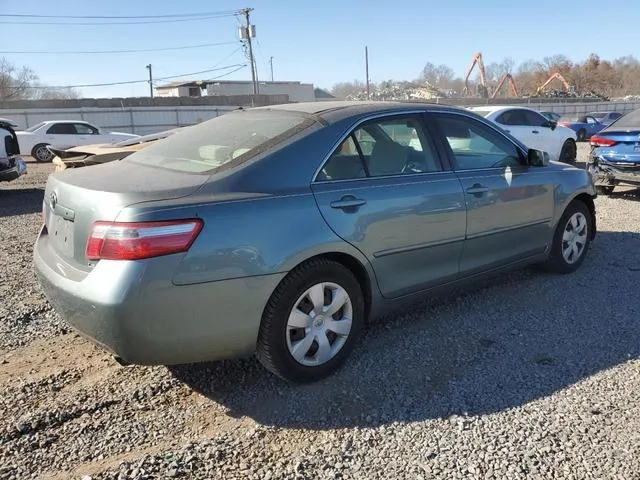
[86, 219, 203, 261]
[590, 135, 618, 147]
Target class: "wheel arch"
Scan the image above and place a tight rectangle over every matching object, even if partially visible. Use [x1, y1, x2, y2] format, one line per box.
[567, 192, 597, 240]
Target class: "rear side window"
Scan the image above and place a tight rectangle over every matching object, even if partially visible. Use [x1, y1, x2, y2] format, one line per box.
[46, 123, 76, 134]
[126, 110, 315, 173]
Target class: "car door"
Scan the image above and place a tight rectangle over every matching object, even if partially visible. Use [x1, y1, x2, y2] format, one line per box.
[430, 111, 555, 274]
[494, 109, 537, 149]
[523, 109, 566, 159]
[312, 113, 467, 299]
[44, 122, 79, 149]
[73, 123, 101, 145]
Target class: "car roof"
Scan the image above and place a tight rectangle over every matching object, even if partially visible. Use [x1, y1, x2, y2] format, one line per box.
[251, 100, 466, 123]
[468, 105, 540, 114]
[37, 120, 93, 124]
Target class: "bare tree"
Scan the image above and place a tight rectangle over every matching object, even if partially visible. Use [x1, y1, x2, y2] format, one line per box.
[330, 80, 367, 99]
[0, 57, 37, 100]
[419, 63, 454, 87]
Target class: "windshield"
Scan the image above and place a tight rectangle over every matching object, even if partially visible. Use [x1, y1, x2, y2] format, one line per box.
[589, 113, 606, 119]
[472, 110, 492, 117]
[125, 109, 315, 173]
[605, 109, 640, 129]
[24, 122, 46, 132]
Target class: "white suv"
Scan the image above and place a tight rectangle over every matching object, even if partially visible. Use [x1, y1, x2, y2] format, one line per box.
[468, 106, 577, 163]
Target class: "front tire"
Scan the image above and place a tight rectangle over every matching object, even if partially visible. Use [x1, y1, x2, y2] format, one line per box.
[559, 139, 577, 163]
[256, 258, 365, 383]
[543, 200, 593, 274]
[31, 143, 53, 163]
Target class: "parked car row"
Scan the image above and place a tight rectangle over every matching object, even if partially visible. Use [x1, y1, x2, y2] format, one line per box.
[34, 101, 598, 383]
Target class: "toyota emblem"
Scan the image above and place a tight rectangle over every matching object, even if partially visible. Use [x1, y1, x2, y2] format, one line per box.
[50, 191, 57, 210]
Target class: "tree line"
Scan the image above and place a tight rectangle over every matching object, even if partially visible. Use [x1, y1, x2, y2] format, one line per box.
[1, 57, 79, 101]
[331, 53, 640, 99]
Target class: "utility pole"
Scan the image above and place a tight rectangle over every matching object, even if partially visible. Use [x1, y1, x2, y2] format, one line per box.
[240, 8, 258, 95]
[269, 56, 274, 82]
[146, 64, 153, 98]
[365, 46, 370, 100]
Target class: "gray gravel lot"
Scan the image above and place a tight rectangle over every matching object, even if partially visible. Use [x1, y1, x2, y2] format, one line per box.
[1, 147, 640, 479]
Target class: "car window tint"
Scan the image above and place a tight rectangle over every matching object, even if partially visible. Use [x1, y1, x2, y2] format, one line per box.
[75, 123, 97, 134]
[316, 135, 366, 182]
[434, 113, 523, 170]
[523, 110, 548, 126]
[496, 109, 528, 126]
[46, 123, 76, 135]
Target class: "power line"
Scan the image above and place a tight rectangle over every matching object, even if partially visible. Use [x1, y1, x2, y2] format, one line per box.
[0, 10, 240, 19]
[23, 64, 247, 89]
[2, 41, 239, 55]
[0, 15, 237, 26]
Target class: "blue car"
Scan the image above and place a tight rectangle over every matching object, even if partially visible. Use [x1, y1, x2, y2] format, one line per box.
[558, 114, 606, 141]
[586, 111, 624, 126]
[587, 108, 640, 195]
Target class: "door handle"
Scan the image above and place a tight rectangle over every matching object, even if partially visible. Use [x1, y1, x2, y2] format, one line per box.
[330, 195, 367, 210]
[466, 184, 489, 195]
[532, 130, 540, 134]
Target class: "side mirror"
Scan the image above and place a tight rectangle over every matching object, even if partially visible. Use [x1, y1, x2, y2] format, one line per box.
[544, 120, 557, 131]
[528, 148, 549, 167]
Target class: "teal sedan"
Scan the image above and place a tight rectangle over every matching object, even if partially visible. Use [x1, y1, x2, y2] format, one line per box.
[34, 101, 597, 383]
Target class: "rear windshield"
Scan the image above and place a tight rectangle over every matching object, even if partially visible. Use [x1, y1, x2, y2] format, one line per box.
[605, 109, 640, 129]
[589, 112, 606, 118]
[125, 110, 315, 173]
[24, 122, 46, 132]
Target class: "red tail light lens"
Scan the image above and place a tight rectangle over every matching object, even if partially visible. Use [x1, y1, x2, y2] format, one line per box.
[86, 219, 203, 261]
[590, 135, 618, 147]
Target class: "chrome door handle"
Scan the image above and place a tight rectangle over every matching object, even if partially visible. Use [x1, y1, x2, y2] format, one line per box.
[330, 196, 367, 210]
[532, 130, 540, 134]
[466, 184, 489, 195]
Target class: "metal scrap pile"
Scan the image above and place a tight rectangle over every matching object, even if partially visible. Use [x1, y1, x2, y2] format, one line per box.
[346, 81, 451, 101]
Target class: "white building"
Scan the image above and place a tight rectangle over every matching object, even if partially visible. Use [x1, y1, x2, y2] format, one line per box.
[155, 80, 333, 103]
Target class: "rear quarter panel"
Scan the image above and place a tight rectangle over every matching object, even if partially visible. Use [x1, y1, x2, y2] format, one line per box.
[115, 192, 378, 289]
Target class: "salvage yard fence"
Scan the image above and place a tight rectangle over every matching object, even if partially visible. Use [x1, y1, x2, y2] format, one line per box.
[2, 99, 640, 136]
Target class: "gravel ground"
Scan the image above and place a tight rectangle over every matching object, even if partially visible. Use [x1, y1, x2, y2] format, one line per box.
[1, 148, 640, 480]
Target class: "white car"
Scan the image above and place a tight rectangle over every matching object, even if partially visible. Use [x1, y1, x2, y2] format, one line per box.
[16, 121, 139, 162]
[468, 106, 577, 163]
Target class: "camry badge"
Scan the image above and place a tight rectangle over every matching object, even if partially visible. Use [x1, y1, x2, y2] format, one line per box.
[50, 191, 57, 210]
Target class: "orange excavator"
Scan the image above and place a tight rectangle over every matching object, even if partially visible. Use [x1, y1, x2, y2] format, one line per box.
[491, 73, 519, 99]
[463, 52, 489, 98]
[534, 72, 575, 96]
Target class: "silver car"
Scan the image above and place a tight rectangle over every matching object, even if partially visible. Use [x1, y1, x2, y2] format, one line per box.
[34, 101, 597, 383]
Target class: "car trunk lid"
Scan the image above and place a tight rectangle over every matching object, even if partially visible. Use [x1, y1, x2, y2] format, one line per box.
[592, 129, 640, 163]
[43, 159, 208, 270]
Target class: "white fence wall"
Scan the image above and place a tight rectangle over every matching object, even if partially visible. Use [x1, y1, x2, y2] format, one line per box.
[2, 101, 640, 136]
[0, 105, 239, 135]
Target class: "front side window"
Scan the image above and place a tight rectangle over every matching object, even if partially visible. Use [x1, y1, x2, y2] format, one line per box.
[433, 113, 523, 170]
[316, 115, 442, 181]
[523, 110, 549, 127]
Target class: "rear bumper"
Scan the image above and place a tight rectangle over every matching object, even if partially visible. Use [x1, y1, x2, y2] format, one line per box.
[33, 228, 286, 365]
[588, 157, 640, 186]
[0, 158, 27, 182]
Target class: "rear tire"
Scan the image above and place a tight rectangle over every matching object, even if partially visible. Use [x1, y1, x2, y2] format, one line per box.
[559, 139, 577, 163]
[32, 143, 53, 163]
[543, 200, 593, 274]
[256, 258, 365, 383]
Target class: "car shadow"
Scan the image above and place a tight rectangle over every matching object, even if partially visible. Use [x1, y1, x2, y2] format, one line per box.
[0, 188, 44, 217]
[170, 231, 640, 430]
[608, 187, 640, 202]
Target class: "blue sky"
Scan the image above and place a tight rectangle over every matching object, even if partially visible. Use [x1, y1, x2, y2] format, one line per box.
[1, 0, 638, 97]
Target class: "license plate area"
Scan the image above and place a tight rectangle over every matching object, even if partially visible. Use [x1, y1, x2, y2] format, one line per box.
[51, 214, 75, 258]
